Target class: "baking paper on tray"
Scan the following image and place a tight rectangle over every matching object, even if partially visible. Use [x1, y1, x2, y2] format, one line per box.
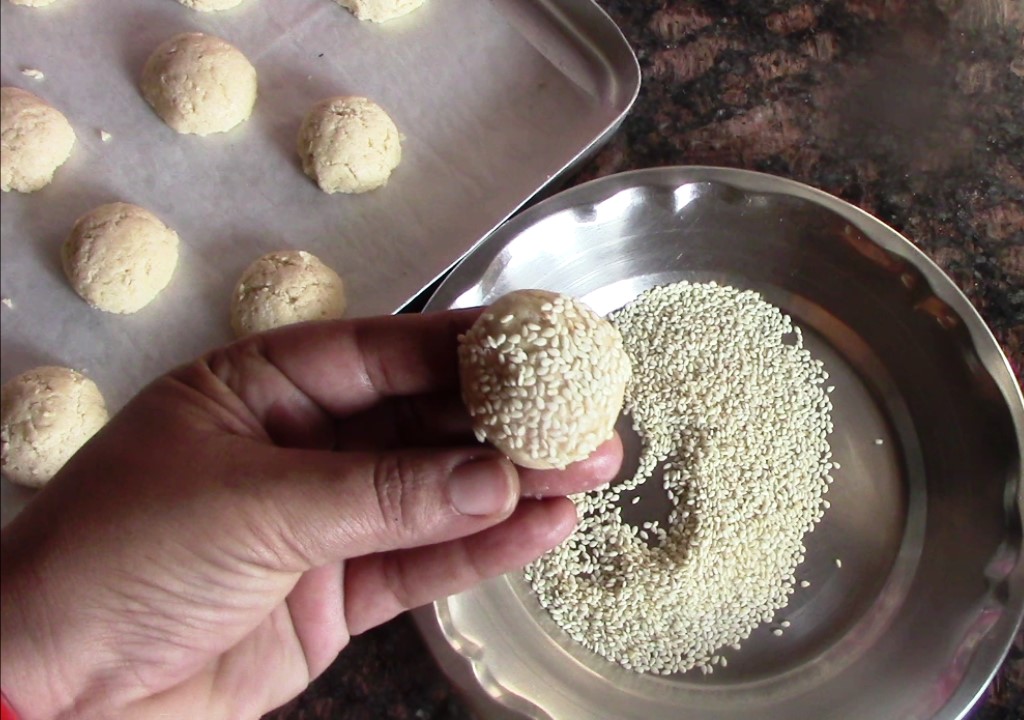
[0, 0, 628, 521]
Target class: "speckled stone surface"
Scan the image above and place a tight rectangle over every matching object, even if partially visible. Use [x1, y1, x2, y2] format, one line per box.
[268, 1, 1023, 718]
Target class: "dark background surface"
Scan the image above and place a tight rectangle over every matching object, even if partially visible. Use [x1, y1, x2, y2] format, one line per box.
[269, 0, 1023, 718]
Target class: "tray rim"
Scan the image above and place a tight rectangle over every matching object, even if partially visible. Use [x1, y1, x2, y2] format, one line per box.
[398, 0, 644, 311]
[418, 165, 1024, 720]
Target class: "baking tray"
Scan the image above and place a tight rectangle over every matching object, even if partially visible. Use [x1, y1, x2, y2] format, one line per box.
[414, 167, 1024, 720]
[0, 0, 639, 523]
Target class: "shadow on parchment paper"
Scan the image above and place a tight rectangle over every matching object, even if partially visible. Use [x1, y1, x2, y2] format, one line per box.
[0, 341, 64, 384]
[16, 181, 123, 291]
[250, 63, 353, 177]
[113, 4, 196, 88]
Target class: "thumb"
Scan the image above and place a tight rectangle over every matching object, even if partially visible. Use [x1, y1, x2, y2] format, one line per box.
[248, 445, 521, 570]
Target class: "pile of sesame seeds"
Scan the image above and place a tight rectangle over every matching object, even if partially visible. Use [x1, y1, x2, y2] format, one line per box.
[458, 289, 631, 470]
[525, 281, 835, 675]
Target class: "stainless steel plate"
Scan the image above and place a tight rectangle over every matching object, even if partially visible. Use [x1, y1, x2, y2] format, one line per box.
[414, 167, 1024, 720]
[0, 0, 639, 523]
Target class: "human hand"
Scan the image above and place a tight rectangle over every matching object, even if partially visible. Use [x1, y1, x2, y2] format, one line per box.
[0, 310, 623, 720]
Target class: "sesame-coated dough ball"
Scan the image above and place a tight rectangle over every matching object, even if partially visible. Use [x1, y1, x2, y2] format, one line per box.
[458, 290, 631, 470]
[1, 367, 108, 488]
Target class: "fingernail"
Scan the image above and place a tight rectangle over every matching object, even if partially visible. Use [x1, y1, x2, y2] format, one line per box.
[449, 457, 517, 516]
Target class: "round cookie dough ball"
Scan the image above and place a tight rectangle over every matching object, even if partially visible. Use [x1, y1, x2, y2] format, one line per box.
[335, 0, 426, 23]
[1, 367, 108, 488]
[140, 32, 257, 136]
[1, 87, 75, 193]
[62, 202, 180, 314]
[297, 96, 401, 194]
[231, 250, 346, 337]
[458, 289, 632, 470]
[177, 0, 247, 10]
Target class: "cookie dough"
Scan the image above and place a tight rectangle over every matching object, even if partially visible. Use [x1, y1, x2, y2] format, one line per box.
[459, 290, 631, 470]
[62, 202, 180, 314]
[140, 32, 257, 136]
[177, 0, 247, 10]
[335, 0, 426, 23]
[297, 96, 401, 194]
[231, 250, 346, 337]
[1, 367, 108, 488]
[1, 87, 75, 193]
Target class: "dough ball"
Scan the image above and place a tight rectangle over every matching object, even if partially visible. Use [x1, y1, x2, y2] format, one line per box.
[335, 0, 426, 23]
[140, 32, 257, 136]
[1, 87, 75, 193]
[177, 0, 246, 10]
[8, 0, 60, 6]
[62, 202, 180, 314]
[231, 250, 346, 337]
[297, 96, 401, 194]
[458, 290, 632, 470]
[1, 367, 108, 488]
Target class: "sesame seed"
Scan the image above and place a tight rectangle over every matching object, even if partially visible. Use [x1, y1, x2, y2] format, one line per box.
[525, 281, 836, 676]
[458, 289, 631, 470]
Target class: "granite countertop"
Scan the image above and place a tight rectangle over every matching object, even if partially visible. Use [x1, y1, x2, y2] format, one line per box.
[268, 1, 1023, 718]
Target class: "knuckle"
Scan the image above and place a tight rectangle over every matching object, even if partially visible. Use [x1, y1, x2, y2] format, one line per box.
[372, 454, 420, 539]
[380, 555, 417, 615]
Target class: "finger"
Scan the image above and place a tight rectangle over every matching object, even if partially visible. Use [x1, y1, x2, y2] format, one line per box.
[344, 498, 577, 635]
[285, 561, 347, 679]
[171, 309, 483, 449]
[517, 434, 624, 497]
[335, 408, 622, 499]
[245, 444, 521, 571]
[206, 307, 479, 420]
[333, 392, 474, 451]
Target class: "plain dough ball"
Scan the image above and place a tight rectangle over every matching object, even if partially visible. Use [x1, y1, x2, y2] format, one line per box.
[8, 0, 60, 6]
[335, 0, 426, 22]
[297, 96, 401, 194]
[231, 250, 346, 337]
[140, 32, 257, 136]
[62, 202, 180, 314]
[177, 0, 246, 10]
[1, 367, 108, 488]
[1, 87, 75, 193]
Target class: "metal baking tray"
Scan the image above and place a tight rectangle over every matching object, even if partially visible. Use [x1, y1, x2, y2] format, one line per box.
[414, 167, 1024, 720]
[0, 0, 639, 523]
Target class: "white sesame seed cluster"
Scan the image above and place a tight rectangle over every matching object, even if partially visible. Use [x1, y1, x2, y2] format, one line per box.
[525, 281, 835, 675]
[458, 289, 632, 470]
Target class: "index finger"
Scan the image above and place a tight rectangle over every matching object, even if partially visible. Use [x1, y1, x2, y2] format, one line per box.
[185, 308, 484, 449]
[256, 307, 484, 417]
